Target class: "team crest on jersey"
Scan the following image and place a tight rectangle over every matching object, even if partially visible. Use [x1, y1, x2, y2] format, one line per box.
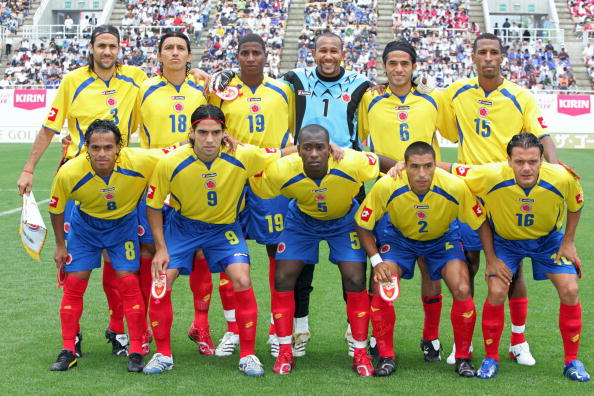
[455, 166, 470, 177]
[416, 211, 427, 219]
[49, 196, 59, 208]
[576, 193, 584, 204]
[104, 193, 115, 200]
[173, 102, 184, 112]
[65, 253, 73, 265]
[520, 204, 532, 212]
[147, 185, 156, 199]
[277, 242, 286, 253]
[250, 104, 260, 113]
[106, 97, 117, 108]
[137, 225, 145, 236]
[215, 85, 239, 101]
[205, 180, 216, 189]
[398, 111, 408, 121]
[314, 194, 326, 201]
[64, 222, 70, 233]
[380, 244, 391, 254]
[48, 107, 59, 121]
[360, 206, 373, 222]
[341, 92, 351, 103]
[478, 107, 488, 117]
[365, 153, 377, 165]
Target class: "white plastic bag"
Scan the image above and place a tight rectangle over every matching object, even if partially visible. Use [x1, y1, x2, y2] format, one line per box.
[19, 192, 47, 261]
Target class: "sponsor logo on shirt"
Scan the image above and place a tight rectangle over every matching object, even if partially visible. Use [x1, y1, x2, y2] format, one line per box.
[519, 198, 534, 203]
[49, 196, 59, 208]
[202, 173, 217, 178]
[99, 187, 115, 192]
[576, 193, 584, 204]
[171, 96, 185, 100]
[472, 202, 483, 217]
[147, 185, 156, 199]
[247, 97, 261, 102]
[365, 153, 377, 165]
[297, 90, 312, 96]
[48, 107, 59, 121]
[102, 90, 116, 96]
[478, 100, 492, 106]
[537, 116, 548, 129]
[455, 166, 470, 176]
[265, 148, 278, 153]
[414, 205, 429, 209]
[311, 188, 328, 193]
[396, 106, 410, 110]
[360, 206, 373, 222]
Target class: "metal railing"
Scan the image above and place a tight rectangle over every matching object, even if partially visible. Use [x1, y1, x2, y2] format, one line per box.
[19, 24, 187, 40]
[494, 28, 565, 48]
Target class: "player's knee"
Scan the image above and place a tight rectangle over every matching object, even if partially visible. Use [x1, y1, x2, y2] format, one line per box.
[342, 273, 365, 293]
[231, 275, 251, 291]
[274, 271, 294, 292]
[558, 282, 579, 305]
[487, 284, 508, 305]
[451, 282, 471, 300]
[140, 243, 155, 257]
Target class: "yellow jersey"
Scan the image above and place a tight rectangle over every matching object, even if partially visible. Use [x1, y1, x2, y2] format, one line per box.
[250, 149, 380, 220]
[451, 162, 584, 240]
[44, 65, 147, 159]
[358, 87, 445, 160]
[136, 75, 207, 149]
[146, 144, 281, 223]
[208, 76, 295, 148]
[49, 148, 161, 219]
[356, 168, 485, 241]
[442, 77, 548, 164]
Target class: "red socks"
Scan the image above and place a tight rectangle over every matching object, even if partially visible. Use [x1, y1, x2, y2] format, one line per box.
[451, 298, 476, 360]
[60, 276, 88, 352]
[139, 257, 153, 310]
[559, 302, 582, 365]
[272, 289, 294, 355]
[219, 273, 238, 333]
[189, 257, 213, 329]
[116, 275, 147, 354]
[422, 294, 442, 341]
[234, 287, 258, 358]
[268, 256, 276, 335]
[370, 294, 395, 358]
[103, 260, 124, 334]
[509, 297, 528, 345]
[481, 299, 504, 360]
[346, 291, 370, 343]
[149, 290, 173, 357]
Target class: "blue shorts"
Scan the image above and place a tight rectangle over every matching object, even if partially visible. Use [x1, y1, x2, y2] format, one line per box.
[377, 223, 466, 281]
[165, 211, 250, 275]
[494, 231, 577, 280]
[63, 206, 140, 272]
[454, 219, 483, 251]
[275, 200, 366, 265]
[63, 199, 76, 238]
[240, 186, 290, 245]
[137, 196, 173, 244]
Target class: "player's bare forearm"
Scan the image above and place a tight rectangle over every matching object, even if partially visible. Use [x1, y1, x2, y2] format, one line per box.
[17, 127, 55, 194]
[147, 207, 166, 250]
[280, 145, 297, 156]
[477, 221, 496, 261]
[377, 155, 396, 173]
[50, 213, 68, 266]
[563, 210, 581, 243]
[436, 161, 452, 172]
[356, 226, 379, 258]
[477, 221, 512, 283]
[558, 210, 582, 266]
[541, 135, 558, 163]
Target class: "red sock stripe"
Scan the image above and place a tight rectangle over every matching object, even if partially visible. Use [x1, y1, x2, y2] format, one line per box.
[218, 272, 237, 333]
[509, 297, 528, 345]
[422, 294, 442, 341]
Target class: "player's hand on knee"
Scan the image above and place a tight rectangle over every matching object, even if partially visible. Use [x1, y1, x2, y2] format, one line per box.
[373, 262, 392, 284]
[17, 171, 33, 195]
[208, 69, 235, 93]
[387, 161, 405, 180]
[555, 242, 581, 279]
[413, 73, 436, 94]
[486, 257, 512, 285]
[329, 143, 344, 161]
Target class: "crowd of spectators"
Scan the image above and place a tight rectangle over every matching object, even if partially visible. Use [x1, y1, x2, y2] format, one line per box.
[567, 1, 594, 37]
[1, 0, 30, 35]
[198, 1, 289, 77]
[391, 0, 472, 31]
[295, 1, 378, 81]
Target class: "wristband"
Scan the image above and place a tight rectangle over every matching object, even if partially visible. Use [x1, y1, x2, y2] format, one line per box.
[370, 253, 383, 268]
[22, 169, 33, 175]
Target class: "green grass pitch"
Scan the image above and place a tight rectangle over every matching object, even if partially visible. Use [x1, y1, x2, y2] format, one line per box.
[0, 144, 592, 395]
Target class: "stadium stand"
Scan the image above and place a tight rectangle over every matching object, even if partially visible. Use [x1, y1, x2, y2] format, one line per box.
[567, 0, 594, 37]
[295, 0, 378, 81]
[1, 0, 30, 34]
[197, 0, 289, 77]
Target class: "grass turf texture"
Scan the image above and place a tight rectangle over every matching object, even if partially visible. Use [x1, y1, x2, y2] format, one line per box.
[1, 143, 593, 396]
